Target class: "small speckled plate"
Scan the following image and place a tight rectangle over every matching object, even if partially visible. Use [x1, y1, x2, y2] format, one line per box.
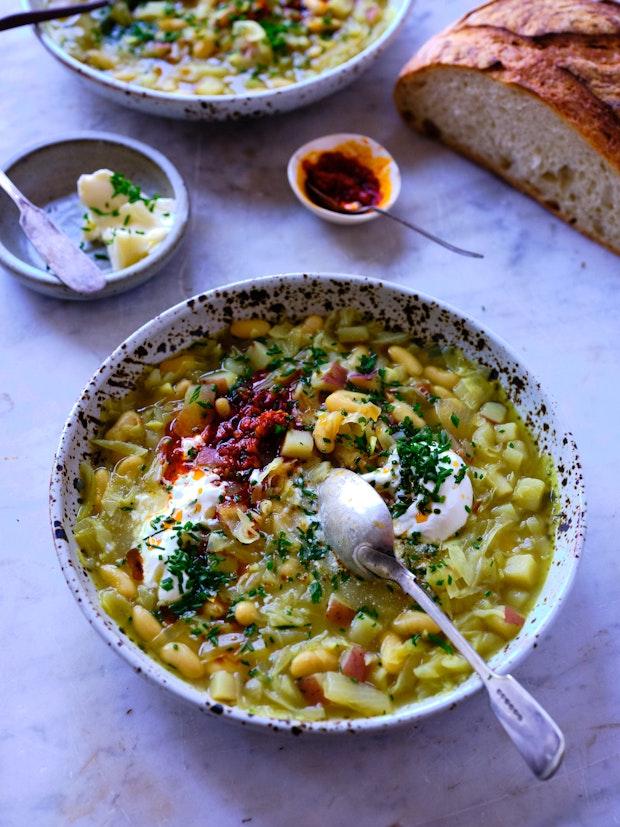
[50, 274, 586, 734]
[0, 132, 189, 301]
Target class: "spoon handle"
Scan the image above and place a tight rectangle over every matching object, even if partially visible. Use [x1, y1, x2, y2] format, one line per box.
[356, 544, 565, 780]
[0, 1, 108, 32]
[371, 207, 484, 259]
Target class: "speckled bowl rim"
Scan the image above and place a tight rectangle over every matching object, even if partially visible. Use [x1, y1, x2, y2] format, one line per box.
[49, 273, 586, 735]
[28, 0, 413, 110]
[0, 131, 190, 295]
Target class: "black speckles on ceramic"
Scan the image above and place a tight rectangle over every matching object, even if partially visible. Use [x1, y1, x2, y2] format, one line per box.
[30, 0, 412, 121]
[49, 273, 586, 736]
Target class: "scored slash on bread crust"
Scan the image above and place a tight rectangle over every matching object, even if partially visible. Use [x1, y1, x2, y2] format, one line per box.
[394, 0, 620, 255]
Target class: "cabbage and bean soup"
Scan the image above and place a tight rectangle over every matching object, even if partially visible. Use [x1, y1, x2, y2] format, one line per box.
[47, 0, 389, 95]
[75, 310, 555, 720]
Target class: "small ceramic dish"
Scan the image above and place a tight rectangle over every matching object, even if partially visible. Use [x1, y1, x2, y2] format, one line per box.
[287, 133, 401, 225]
[26, 0, 414, 121]
[50, 273, 586, 734]
[0, 132, 189, 301]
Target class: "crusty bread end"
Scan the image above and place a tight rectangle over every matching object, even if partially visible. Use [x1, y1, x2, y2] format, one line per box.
[395, 0, 620, 255]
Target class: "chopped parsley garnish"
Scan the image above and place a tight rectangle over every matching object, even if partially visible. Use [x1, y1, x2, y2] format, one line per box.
[391, 427, 455, 517]
[158, 521, 232, 616]
[300, 347, 329, 383]
[110, 171, 158, 209]
[428, 633, 454, 654]
[274, 531, 292, 558]
[357, 352, 378, 374]
[309, 580, 323, 604]
[297, 522, 329, 566]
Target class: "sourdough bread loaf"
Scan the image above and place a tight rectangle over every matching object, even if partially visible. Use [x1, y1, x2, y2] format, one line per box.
[394, 0, 620, 254]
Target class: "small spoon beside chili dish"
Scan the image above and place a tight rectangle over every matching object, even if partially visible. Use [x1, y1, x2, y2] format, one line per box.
[288, 133, 483, 258]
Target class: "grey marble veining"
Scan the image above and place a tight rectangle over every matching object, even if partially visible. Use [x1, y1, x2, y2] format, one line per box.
[1, 2, 619, 825]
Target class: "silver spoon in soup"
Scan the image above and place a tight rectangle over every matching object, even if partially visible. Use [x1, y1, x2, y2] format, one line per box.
[318, 468, 564, 780]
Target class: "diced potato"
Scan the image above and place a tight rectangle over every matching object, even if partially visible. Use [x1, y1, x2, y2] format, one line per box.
[349, 612, 381, 646]
[494, 422, 518, 442]
[472, 421, 496, 450]
[322, 672, 392, 715]
[480, 401, 506, 423]
[482, 607, 524, 639]
[454, 375, 492, 409]
[436, 398, 469, 434]
[513, 478, 546, 511]
[487, 468, 513, 498]
[200, 369, 238, 392]
[490, 502, 519, 524]
[503, 442, 526, 470]
[505, 589, 530, 608]
[504, 553, 538, 588]
[325, 595, 356, 626]
[210, 670, 238, 702]
[246, 340, 271, 370]
[281, 429, 314, 459]
[525, 515, 545, 535]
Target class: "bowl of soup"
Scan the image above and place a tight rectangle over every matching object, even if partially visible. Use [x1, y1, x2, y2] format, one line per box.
[49, 273, 585, 732]
[30, 0, 413, 120]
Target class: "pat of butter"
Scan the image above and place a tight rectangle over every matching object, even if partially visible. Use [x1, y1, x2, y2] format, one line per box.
[78, 168, 175, 270]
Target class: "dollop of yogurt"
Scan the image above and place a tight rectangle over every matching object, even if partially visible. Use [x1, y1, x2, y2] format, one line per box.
[361, 447, 401, 494]
[136, 469, 225, 604]
[362, 445, 473, 544]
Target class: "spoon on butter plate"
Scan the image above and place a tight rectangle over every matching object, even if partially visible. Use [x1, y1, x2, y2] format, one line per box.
[318, 468, 564, 780]
[0, 169, 106, 294]
[306, 181, 483, 259]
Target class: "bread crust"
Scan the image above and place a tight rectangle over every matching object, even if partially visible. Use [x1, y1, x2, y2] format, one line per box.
[394, 0, 620, 251]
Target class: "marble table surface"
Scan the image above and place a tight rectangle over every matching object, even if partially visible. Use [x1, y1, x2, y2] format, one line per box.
[1, 2, 619, 825]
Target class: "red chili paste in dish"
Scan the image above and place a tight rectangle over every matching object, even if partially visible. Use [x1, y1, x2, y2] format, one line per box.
[160, 372, 298, 505]
[303, 151, 382, 210]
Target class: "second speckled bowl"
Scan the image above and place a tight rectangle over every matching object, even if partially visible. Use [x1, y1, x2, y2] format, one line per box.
[50, 273, 585, 734]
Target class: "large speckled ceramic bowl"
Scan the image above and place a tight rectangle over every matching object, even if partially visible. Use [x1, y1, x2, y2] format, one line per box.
[27, 0, 413, 121]
[49, 274, 585, 734]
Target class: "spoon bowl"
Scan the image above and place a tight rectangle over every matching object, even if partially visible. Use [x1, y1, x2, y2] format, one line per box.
[319, 468, 394, 577]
